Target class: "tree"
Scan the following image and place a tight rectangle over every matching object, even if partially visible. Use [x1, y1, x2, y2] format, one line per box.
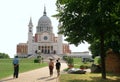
[0, 52, 10, 58]
[89, 40, 120, 58]
[88, 40, 101, 58]
[54, 0, 120, 79]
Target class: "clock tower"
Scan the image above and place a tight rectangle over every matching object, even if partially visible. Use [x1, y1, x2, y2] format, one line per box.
[28, 17, 33, 55]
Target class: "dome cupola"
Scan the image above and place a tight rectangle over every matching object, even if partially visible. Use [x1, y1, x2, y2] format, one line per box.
[36, 6, 53, 33]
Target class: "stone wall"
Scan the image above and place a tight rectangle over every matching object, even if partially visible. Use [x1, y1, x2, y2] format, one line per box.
[105, 51, 120, 74]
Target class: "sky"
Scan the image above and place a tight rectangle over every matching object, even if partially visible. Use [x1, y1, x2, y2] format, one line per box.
[0, 0, 90, 58]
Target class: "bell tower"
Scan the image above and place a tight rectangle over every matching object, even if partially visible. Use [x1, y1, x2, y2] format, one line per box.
[28, 17, 33, 55]
[57, 22, 63, 54]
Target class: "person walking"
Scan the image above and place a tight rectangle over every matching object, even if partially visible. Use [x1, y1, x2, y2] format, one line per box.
[48, 58, 54, 76]
[13, 55, 19, 78]
[55, 59, 61, 77]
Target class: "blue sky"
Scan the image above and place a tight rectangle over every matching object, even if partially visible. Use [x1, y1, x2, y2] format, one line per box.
[0, 0, 90, 58]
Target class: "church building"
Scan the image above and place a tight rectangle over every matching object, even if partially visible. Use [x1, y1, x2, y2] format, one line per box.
[16, 7, 71, 57]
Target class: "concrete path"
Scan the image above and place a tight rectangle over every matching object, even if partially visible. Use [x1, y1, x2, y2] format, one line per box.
[0, 63, 67, 82]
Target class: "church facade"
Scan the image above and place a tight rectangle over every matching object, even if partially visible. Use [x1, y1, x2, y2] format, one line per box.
[16, 7, 71, 57]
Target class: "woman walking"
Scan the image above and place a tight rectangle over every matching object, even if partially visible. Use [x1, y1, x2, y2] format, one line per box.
[48, 58, 54, 76]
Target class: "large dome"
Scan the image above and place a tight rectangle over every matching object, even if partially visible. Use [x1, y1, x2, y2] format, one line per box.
[36, 6, 53, 33]
[38, 15, 51, 26]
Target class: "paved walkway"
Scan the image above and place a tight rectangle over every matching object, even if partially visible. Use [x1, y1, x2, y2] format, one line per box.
[0, 63, 68, 82]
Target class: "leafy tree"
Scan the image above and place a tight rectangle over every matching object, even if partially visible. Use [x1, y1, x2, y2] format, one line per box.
[108, 41, 120, 53]
[89, 40, 120, 58]
[54, 0, 120, 79]
[89, 40, 101, 58]
[0, 52, 10, 58]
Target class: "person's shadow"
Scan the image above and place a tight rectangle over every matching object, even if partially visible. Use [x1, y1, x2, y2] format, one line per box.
[37, 76, 58, 81]
[45, 77, 57, 81]
[37, 76, 50, 80]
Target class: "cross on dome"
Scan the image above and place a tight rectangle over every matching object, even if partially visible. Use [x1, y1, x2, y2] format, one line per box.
[43, 5, 46, 16]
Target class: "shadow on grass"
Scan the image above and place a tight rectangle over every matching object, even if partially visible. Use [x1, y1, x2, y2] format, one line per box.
[90, 76, 120, 82]
[65, 77, 120, 82]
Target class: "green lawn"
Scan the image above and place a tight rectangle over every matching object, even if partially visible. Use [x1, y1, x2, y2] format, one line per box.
[60, 73, 120, 82]
[0, 58, 48, 79]
[61, 57, 120, 82]
[73, 58, 92, 68]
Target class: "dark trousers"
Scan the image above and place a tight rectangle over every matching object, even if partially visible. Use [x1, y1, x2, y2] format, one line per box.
[49, 66, 53, 76]
[56, 69, 60, 76]
[13, 64, 19, 78]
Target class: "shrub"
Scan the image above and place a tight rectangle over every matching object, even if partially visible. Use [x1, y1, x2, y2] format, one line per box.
[94, 56, 101, 65]
[34, 58, 40, 63]
[80, 65, 85, 69]
[67, 57, 74, 65]
[63, 56, 68, 60]
[80, 65, 87, 69]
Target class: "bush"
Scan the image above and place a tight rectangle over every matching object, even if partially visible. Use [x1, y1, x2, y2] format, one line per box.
[80, 65, 89, 69]
[34, 58, 40, 63]
[34, 56, 44, 63]
[67, 57, 74, 65]
[94, 56, 101, 65]
[63, 56, 68, 60]
[63, 56, 74, 65]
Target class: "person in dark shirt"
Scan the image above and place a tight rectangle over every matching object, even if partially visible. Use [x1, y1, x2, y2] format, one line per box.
[13, 56, 19, 78]
[55, 59, 61, 77]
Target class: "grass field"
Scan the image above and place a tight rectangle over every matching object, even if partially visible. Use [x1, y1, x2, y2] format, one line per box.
[73, 58, 92, 68]
[0, 58, 48, 79]
[60, 73, 120, 82]
[1, 58, 120, 82]
[60, 58, 120, 82]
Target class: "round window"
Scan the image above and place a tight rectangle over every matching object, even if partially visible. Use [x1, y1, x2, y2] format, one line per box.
[44, 36, 48, 40]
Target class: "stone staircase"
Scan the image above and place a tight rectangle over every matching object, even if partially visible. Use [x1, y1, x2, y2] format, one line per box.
[28, 54, 64, 62]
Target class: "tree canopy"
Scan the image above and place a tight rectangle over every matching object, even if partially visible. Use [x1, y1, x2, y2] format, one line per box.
[89, 40, 120, 58]
[55, 0, 120, 44]
[0, 52, 10, 58]
[54, 0, 120, 79]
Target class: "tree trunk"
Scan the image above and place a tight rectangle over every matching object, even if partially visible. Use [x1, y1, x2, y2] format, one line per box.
[100, 32, 106, 79]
